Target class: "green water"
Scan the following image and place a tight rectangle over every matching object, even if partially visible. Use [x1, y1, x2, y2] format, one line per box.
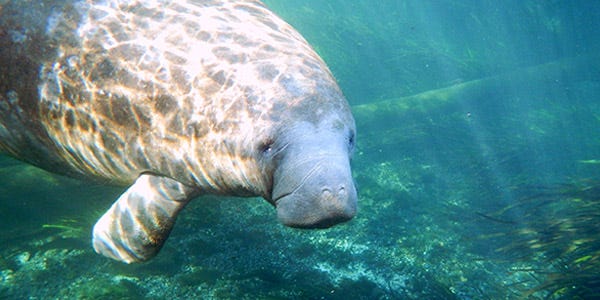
[2, 0, 600, 299]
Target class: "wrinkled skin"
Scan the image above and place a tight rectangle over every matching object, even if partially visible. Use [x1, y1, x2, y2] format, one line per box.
[270, 121, 357, 228]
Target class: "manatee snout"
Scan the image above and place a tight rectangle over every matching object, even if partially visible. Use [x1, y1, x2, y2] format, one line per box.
[273, 153, 357, 229]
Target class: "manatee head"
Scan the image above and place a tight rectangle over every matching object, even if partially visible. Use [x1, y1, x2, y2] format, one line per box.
[261, 83, 357, 229]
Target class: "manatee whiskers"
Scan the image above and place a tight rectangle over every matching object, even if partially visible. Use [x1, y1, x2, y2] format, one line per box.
[272, 162, 324, 204]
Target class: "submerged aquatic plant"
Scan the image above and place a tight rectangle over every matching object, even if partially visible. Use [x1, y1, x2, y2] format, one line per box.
[42, 218, 86, 240]
[476, 181, 600, 299]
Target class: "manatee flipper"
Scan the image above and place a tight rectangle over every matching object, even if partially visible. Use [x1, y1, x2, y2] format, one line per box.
[92, 174, 198, 263]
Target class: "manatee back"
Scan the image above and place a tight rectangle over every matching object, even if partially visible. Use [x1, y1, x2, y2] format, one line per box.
[0, 0, 350, 192]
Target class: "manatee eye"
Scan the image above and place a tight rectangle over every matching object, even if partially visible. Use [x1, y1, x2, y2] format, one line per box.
[259, 138, 275, 156]
[347, 130, 356, 151]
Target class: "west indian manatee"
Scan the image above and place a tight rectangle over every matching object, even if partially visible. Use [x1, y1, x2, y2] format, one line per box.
[0, 0, 357, 263]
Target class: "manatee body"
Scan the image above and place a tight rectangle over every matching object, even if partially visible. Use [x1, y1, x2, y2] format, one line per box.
[0, 0, 357, 263]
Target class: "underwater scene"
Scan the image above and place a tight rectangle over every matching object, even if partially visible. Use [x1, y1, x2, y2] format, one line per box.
[1, 0, 600, 299]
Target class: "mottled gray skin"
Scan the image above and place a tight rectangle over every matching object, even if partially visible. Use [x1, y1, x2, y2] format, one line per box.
[0, 0, 357, 263]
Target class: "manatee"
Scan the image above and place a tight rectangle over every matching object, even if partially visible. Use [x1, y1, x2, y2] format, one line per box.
[0, 0, 357, 263]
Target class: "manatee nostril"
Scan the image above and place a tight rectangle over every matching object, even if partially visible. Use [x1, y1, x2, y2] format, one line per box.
[321, 185, 349, 200]
[338, 185, 346, 196]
